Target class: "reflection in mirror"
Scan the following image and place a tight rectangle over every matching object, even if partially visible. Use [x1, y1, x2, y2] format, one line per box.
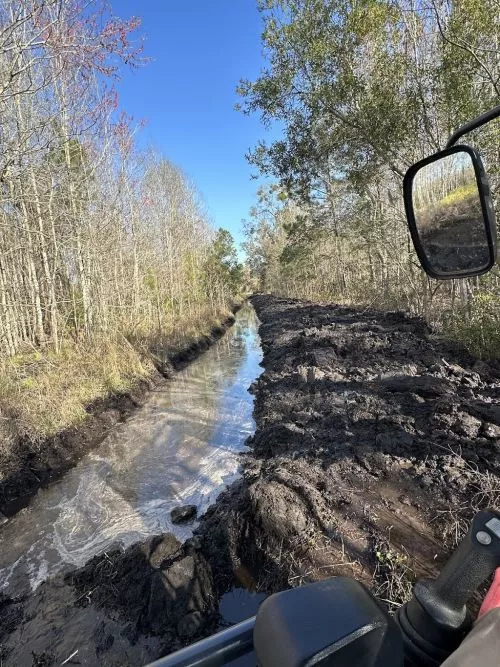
[412, 150, 489, 275]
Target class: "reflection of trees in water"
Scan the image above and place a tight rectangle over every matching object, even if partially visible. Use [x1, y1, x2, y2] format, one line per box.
[109, 305, 260, 508]
[200, 306, 259, 396]
[0, 307, 263, 594]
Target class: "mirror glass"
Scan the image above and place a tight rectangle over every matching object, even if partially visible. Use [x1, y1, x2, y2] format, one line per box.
[411, 150, 490, 275]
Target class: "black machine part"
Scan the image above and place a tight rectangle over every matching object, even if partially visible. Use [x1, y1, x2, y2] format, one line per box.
[147, 616, 256, 667]
[445, 104, 500, 149]
[397, 508, 500, 666]
[147, 578, 404, 667]
[254, 577, 404, 666]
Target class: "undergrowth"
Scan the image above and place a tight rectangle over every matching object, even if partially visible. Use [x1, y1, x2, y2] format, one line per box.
[433, 445, 500, 549]
[0, 306, 234, 462]
[440, 292, 500, 360]
[372, 538, 415, 613]
[0, 340, 149, 445]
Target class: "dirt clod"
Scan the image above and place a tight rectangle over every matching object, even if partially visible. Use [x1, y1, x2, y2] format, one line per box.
[171, 505, 198, 524]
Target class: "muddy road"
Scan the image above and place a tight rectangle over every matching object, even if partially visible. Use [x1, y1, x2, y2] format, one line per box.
[200, 294, 500, 609]
[1, 294, 499, 665]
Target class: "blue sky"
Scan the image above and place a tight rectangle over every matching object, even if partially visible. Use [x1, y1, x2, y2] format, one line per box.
[115, 1, 279, 252]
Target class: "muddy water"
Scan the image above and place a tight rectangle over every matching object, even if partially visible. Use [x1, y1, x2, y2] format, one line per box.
[0, 305, 262, 597]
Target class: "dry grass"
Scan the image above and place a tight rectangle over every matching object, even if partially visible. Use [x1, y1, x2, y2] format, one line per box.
[433, 444, 500, 548]
[132, 306, 235, 361]
[0, 339, 150, 446]
[0, 305, 235, 460]
[250, 522, 415, 613]
[372, 537, 415, 613]
[251, 528, 361, 592]
[441, 291, 500, 360]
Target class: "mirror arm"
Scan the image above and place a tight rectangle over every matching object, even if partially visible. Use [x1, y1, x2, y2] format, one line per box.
[445, 105, 500, 149]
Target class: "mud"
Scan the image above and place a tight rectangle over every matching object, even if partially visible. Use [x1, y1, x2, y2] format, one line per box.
[0, 313, 238, 517]
[0, 306, 252, 666]
[1, 295, 499, 666]
[198, 294, 500, 608]
[0, 534, 218, 666]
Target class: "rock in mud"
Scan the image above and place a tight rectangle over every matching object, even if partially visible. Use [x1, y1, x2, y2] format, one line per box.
[171, 504, 198, 524]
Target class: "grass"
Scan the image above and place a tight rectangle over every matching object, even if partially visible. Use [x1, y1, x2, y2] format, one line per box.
[250, 517, 416, 614]
[0, 339, 150, 446]
[372, 537, 415, 613]
[438, 183, 477, 207]
[442, 291, 500, 359]
[433, 444, 500, 549]
[0, 304, 236, 466]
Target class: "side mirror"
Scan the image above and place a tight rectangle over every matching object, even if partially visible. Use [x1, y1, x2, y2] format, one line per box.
[404, 145, 497, 279]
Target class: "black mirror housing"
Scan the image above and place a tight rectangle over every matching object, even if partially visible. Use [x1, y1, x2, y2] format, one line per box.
[404, 144, 497, 279]
[254, 577, 403, 667]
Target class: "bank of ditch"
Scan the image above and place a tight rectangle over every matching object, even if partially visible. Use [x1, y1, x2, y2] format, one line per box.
[198, 294, 500, 610]
[0, 305, 241, 517]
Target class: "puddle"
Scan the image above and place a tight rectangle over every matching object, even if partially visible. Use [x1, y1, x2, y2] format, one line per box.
[0, 305, 262, 597]
[219, 588, 267, 625]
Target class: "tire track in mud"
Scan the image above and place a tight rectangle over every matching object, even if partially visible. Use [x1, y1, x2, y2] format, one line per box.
[200, 294, 500, 609]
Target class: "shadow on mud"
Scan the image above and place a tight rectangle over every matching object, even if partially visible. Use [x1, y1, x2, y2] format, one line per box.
[0, 534, 221, 666]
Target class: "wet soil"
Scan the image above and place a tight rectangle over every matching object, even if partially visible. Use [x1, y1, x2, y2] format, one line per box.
[198, 294, 500, 607]
[0, 306, 256, 666]
[0, 534, 218, 666]
[1, 295, 499, 666]
[0, 313, 238, 518]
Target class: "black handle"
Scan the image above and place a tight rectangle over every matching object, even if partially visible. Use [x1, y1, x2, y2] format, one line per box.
[433, 509, 500, 611]
[398, 509, 500, 666]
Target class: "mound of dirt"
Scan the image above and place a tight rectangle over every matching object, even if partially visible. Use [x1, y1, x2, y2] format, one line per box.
[0, 534, 218, 666]
[198, 294, 500, 609]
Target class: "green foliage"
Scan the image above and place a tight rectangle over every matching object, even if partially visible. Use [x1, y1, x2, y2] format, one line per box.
[375, 548, 407, 568]
[243, 185, 293, 292]
[238, 0, 423, 198]
[47, 138, 88, 173]
[439, 183, 477, 207]
[241, 0, 500, 359]
[444, 291, 500, 359]
[239, 0, 500, 199]
[279, 213, 327, 280]
[204, 229, 244, 296]
[143, 270, 157, 292]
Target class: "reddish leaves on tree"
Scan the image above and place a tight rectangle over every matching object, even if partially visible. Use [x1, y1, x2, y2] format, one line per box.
[19, 0, 146, 78]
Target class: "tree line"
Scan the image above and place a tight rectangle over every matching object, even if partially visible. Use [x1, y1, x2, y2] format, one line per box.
[241, 0, 500, 357]
[0, 0, 242, 359]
